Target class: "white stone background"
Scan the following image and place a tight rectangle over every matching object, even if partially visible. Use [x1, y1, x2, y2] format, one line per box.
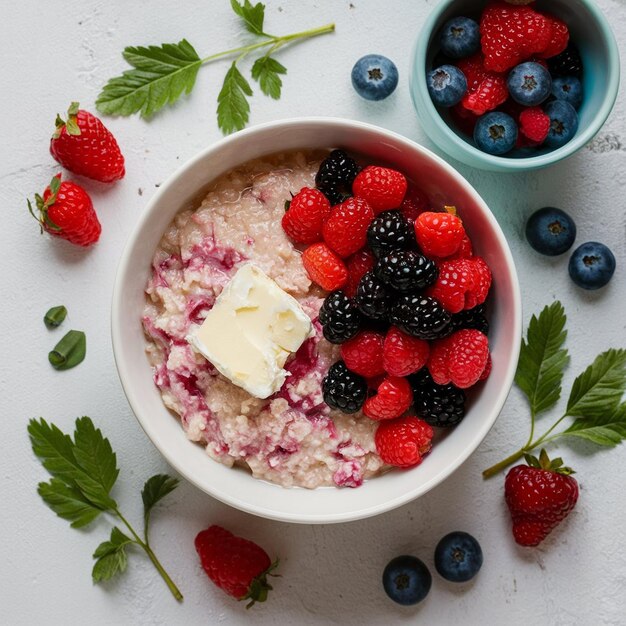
[1, 0, 625, 623]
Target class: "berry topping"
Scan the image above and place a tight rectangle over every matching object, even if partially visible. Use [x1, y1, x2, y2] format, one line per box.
[322, 360, 368, 413]
[456, 53, 508, 115]
[426, 258, 476, 313]
[340, 330, 385, 378]
[439, 16, 480, 59]
[519, 107, 551, 144]
[319, 290, 362, 344]
[375, 416, 434, 468]
[428, 329, 489, 388]
[464, 257, 492, 309]
[568, 241, 616, 290]
[389, 294, 451, 340]
[551, 76, 583, 110]
[382, 555, 432, 606]
[434, 532, 483, 583]
[506, 62, 552, 107]
[544, 100, 579, 148]
[547, 43, 583, 78]
[399, 187, 430, 224]
[367, 210, 413, 257]
[344, 248, 376, 297]
[315, 149, 360, 205]
[302, 243, 348, 291]
[473, 111, 518, 155]
[351, 54, 399, 101]
[352, 165, 408, 213]
[427, 66, 468, 108]
[375, 250, 438, 293]
[364, 376, 413, 421]
[383, 327, 430, 377]
[414, 210, 466, 258]
[281, 187, 331, 244]
[410, 369, 466, 428]
[448, 303, 490, 336]
[355, 271, 391, 320]
[539, 14, 569, 59]
[322, 196, 374, 257]
[525, 206, 577, 256]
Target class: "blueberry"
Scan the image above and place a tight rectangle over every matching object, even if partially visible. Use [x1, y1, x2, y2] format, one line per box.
[551, 76, 583, 110]
[439, 17, 480, 59]
[506, 62, 552, 106]
[382, 555, 432, 605]
[434, 532, 483, 583]
[568, 242, 616, 290]
[544, 100, 579, 148]
[473, 112, 518, 155]
[351, 54, 399, 101]
[525, 207, 577, 256]
[427, 65, 467, 107]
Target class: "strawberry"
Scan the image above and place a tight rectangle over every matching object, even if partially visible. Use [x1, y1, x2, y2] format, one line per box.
[352, 166, 408, 213]
[383, 327, 430, 377]
[302, 243, 348, 291]
[428, 329, 489, 388]
[281, 187, 331, 244]
[28, 174, 101, 246]
[505, 450, 579, 547]
[456, 53, 508, 115]
[322, 196, 374, 257]
[363, 376, 413, 421]
[519, 107, 551, 144]
[344, 248, 375, 297]
[340, 330, 385, 378]
[50, 102, 125, 183]
[195, 525, 278, 607]
[414, 209, 466, 258]
[539, 14, 569, 59]
[375, 416, 434, 468]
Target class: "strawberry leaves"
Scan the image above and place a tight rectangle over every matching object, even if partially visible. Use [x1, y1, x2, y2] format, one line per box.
[230, 0, 267, 36]
[217, 63, 253, 135]
[251, 56, 287, 99]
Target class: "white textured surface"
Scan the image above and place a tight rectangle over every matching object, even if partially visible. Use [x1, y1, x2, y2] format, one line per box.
[1, 0, 625, 624]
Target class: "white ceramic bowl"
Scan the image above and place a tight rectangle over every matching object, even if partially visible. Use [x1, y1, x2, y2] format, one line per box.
[111, 118, 521, 524]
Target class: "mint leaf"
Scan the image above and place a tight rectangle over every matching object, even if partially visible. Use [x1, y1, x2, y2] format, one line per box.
[96, 40, 202, 117]
[562, 402, 626, 446]
[251, 56, 286, 99]
[230, 0, 266, 36]
[566, 349, 626, 418]
[38, 478, 102, 528]
[217, 63, 253, 134]
[514, 301, 569, 416]
[92, 527, 133, 583]
[142, 474, 179, 535]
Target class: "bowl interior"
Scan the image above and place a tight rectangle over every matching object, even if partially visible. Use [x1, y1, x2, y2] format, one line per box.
[411, 0, 620, 170]
[112, 119, 521, 523]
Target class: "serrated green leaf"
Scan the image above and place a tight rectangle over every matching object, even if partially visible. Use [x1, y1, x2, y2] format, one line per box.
[92, 527, 132, 582]
[562, 403, 626, 447]
[96, 40, 202, 118]
[38, 478, 102, 528]
[251, 56, 286, 99]
[217, 62, 252, 135]
[514, 301, 569, 416]
[566, 349, 626, 418]
[142, 474, 179, 535]
[230, 0, 266, 36]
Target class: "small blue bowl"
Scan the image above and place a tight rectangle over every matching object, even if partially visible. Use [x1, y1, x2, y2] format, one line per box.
[410, 0, 620, 172]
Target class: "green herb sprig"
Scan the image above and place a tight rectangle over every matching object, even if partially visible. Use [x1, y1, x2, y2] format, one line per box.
[96, 0, 335, 134]
[28, 416, 182, 601]
[483, 301, 626, 478]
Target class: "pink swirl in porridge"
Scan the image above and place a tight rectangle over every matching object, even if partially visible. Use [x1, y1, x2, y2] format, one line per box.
[143, 151, 384, 488]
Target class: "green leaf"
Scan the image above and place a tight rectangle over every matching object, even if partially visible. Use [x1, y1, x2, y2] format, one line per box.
[44, 305, 67, 329]
[514, 301, 569, 416]
[38, 478, 102, 528]
[230, 0, 266, 36]
[566, 349, 626, 418]
[96, 40, 202, 118]
[251, 56, 286, 99]
[142, 474, 179, 530]
[217, 62, 253, 135]
[48, 329, 86, 370]
[92, 527, 133, 583]
[562, 402, 626, 446]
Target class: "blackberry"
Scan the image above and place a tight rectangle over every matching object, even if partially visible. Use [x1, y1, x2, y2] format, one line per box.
[547, 44, 583, 78]
[375, 250, 438, 293]
[322, 360, 368, 413]
[355, 271, 391, 320]
[410, 370, 466, 428]
[315, 149, 360, 205]
[366, 210, 413, 257]
[389, 295, 450, 340]
[318, 291, 362, 344]
[446, 303, 489, 336]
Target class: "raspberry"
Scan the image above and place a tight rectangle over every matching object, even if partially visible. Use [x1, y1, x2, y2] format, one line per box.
[375, 416, 434, 468]
[426, 258, 475, 313]
[383, 327, 430, 377]
[428, 329, 489, 389]
[539, 14, 569, 59]
[302, 243, 348, 291]
[364, 376, 413, 421]
[322, 360, 368, 413]
[344, 248, 375, 297]
[456, 53, 488, 90]
[414, 210, 466, 258]
[464, 257, 492, 309]
[480, 3, 552, 73]
[322, 196, 374, 258]
[519, 107, 550, 144]
[432, 233, 473, 263]
[479, 354, 492, 381]
[340, 330, 385, 378]
[456, 53, 508, 115]
[352, 166, 408, 213]
[399, 187, 430, 224]
[281, 187, 331, 244]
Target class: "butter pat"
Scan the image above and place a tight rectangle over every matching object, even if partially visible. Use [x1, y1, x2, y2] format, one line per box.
[187, 263, 314, 399]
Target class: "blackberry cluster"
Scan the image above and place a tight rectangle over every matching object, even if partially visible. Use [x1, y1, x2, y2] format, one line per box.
[389, 295, 451, 340]
[445, 303, 489, 336]
[367, 210, 413, 257]
[315, 149, 360, 205]
[322, 361, 368, 413]
[375, 250, 438, 293]
[355, 271, 390, 320]
[410, 370, 466, 428]
[547, 44, 583, 78]
[319, 291, 362, 344]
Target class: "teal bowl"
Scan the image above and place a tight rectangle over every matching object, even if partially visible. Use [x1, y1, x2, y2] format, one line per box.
[410, 0, 620, 172]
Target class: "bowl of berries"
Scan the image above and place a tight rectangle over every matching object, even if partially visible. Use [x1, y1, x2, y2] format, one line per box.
[112, 117, 521, 523]
[410, 0, 620, 171]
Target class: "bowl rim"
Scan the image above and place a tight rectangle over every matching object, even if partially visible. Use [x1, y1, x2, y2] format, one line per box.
[410, 0, 621, 171]
[111, 117, 522, 523]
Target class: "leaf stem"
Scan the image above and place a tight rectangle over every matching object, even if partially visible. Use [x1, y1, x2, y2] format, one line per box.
[482, 448, 526, 478]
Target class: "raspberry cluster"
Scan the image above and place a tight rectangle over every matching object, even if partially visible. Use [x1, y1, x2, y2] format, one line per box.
[281, 150, 493, 469]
